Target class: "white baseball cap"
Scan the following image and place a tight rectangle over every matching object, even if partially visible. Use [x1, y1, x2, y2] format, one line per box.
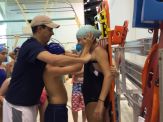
[30, 15, 60, 28]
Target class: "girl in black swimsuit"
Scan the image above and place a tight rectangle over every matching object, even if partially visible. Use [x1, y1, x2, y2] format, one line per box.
[76, 25, 116, 122]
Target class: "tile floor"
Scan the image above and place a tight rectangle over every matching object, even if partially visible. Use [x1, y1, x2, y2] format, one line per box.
[37, 78, 134, 122]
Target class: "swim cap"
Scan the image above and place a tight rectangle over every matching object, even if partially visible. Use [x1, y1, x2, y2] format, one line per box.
[0, 45, 6, 52]
[0, 44, 7, 52]
[76, 25, 101, 39]
[45, 42, 65, 54]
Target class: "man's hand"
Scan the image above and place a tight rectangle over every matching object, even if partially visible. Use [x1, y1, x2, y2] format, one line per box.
[83, 32, 95, 47]
[80, 32, 94, 58]
[82, 53, 92, 63]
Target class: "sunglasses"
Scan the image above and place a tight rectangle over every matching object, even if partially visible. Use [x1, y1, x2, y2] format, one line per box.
[40, 25, 53, 32]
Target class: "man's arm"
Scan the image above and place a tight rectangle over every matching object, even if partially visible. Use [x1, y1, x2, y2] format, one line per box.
[37, 33, 93, 66]
[37, 51, 90, 66]
[65, 51, 79, 57]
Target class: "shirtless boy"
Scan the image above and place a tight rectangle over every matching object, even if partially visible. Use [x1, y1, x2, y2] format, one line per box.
[43, 37, 93, 122]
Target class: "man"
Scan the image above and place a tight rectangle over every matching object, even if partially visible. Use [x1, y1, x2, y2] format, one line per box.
[3, 15, 92, 122]
[43, 42, 90, 122]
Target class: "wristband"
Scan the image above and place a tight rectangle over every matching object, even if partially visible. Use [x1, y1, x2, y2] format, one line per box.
[98, 98, 104, 102]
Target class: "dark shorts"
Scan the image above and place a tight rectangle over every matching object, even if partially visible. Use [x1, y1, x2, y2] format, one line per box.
[44, 104, 68, 122]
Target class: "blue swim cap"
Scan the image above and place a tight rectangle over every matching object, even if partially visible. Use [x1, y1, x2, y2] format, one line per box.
[0, 44, 6, 52]
[45, 42, 65, 54]
[76, 25, 101, 39]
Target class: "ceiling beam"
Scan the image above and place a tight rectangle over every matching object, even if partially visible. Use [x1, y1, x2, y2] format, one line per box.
[0, 3, 5, 18]
[10, 7, 72, 11]
[0, 17, 75, 23]
[16, 10, 73, 14]
[6, 0, 81, 5]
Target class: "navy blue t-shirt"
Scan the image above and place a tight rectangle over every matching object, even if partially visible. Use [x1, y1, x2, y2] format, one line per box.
[5, 37, 46, 106]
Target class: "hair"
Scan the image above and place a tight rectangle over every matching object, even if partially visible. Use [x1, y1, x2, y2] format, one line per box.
[31, 25, 47, 33]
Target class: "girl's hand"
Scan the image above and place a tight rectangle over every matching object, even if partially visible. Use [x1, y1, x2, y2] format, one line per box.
[93, 100, 105, 121]
[110, 65, 119, 77]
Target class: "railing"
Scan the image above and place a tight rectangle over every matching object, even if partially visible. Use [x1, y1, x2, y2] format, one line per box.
[113, 38, 152, 122]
